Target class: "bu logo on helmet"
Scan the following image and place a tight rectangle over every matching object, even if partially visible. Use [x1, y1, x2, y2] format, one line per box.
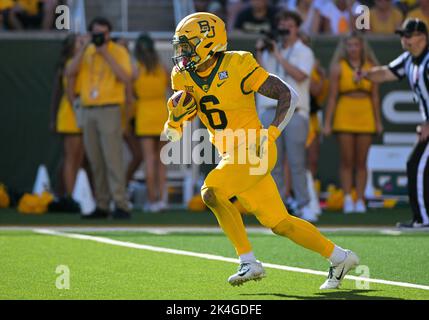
[198, 20, 215, 38]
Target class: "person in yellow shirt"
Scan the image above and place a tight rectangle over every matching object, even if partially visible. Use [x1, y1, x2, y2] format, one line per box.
[370, 0, 404, 34]
[7, 0, 57, 30]
[164, 12, 359, 289]
[406, 0, 429, 28]
[50, 34, 84, 201]
[323, 32, 383, 214]
[133, 34, 169, 212]
[66, 17, 132, 219]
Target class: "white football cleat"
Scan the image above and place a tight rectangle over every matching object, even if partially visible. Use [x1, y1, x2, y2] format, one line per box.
[228, 261, 266, 286]
[144, 202, 161, 213]
[343, 195, 355, 214]
[355, 199, 367, 213]
[156, 200, 168, 211]
[319, 250, 360, 290]
[300, 205, 318, 222]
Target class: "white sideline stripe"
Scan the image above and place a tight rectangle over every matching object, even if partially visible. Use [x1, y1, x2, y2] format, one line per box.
[33, 229, 429, 292]
[8, 225, 429, 234]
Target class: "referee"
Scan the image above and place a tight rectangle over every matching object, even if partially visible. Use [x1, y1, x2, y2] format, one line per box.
[357, 18, 429, 229]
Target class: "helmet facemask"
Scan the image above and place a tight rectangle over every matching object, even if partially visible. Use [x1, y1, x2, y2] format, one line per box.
[172, 13, 228, 72]
[172, 36, 201, 72]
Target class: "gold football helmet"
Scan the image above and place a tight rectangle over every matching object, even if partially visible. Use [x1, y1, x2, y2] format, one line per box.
[172, 12, 227, 72]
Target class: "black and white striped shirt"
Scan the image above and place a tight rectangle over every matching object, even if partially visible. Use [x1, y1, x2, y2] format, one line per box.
[388, 48, 429, 122]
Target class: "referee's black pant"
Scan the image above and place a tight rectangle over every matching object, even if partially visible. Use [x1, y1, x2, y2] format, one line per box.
[406, 137, 429, 225]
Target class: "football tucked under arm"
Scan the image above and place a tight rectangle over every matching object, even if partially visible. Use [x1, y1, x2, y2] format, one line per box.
[257, 74, 299, 142]
[164, 90, 197, 142]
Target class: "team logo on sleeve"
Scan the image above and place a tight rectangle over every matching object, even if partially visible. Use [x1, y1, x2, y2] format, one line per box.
[218, 71, 229, 80]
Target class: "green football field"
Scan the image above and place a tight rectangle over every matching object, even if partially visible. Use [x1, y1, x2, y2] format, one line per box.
[1, 227, 429, 300]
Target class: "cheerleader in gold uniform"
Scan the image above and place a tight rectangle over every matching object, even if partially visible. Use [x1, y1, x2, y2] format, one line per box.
[308, 60, 329, 177]
[51, 34, 84, 197]
[122, 82, 143, 186]
[114, 37, 143, 186]
[133, 34, 169, 212]
[324, 33, 383, 213]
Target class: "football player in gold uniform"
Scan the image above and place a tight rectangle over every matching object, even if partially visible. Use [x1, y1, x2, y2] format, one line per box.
[164, 12, 359, 289]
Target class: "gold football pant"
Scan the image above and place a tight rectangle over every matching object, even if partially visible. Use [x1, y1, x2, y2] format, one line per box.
[201, 142, 334, 258]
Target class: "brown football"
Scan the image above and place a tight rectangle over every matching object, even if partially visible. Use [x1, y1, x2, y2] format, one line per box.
[171, 90, 195, 108]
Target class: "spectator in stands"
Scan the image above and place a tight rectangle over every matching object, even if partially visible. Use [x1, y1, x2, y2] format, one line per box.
[301, 32, 328, 216]
[370, 0, 404, 34]
[323, 32, 383, 214]
[280, 0, 322, 35]
[195, 0, 228, 22]
[0, 0, 13, 29]
[7, 0, 58, 30]
[319, 0, 361, 34]
[226, 0, 247, 31]
[195, 0, 212, 10]
[50, 34, 84, 206]
[234, 0, 277, 33]
[113, 37, 143, 189]
[406, 0, 429, 28]
[65, 17, 132, 219]
[395, 0, 417, 13]
[133, 34, 169, 213]
[308, 59, 329, 181]
[256, 10, 318, 221]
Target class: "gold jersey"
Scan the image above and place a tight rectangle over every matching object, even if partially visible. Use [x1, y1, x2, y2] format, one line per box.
[171, 51, 269, 154]
[135, 63, 168, 136]
[338, 59, 373, 94]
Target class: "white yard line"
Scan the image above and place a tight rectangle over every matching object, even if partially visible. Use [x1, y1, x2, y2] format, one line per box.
[33, 228, 429, 292]
[3, 225, 429, 234]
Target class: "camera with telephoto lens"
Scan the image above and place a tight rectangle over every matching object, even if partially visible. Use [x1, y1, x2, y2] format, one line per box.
[259, 29, 290, 51]
[92, 32, 106, 47]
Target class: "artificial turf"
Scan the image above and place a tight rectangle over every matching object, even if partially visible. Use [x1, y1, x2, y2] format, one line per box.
[1, 230, 428, 300]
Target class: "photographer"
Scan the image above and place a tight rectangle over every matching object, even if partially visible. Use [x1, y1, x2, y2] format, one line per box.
[65, 17, 132, 219]
[256, 10, 317, 221]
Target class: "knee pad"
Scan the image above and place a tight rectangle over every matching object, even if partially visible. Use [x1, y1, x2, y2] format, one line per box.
[201, 187, 217, 207]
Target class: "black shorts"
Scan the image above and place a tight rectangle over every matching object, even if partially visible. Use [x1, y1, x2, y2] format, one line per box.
[1, 9, 11, 29]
